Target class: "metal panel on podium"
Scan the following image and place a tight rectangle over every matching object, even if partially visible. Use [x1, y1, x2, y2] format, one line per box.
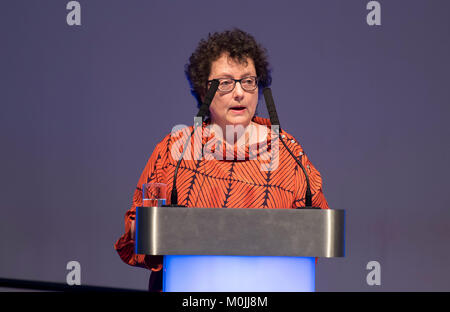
[135, 207, 345, 292]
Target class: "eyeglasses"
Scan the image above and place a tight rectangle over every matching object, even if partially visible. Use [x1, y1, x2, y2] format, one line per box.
[207, 76, 258, 92]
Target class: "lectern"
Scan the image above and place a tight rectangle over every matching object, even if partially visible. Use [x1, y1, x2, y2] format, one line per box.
[135, 207, 345, 292]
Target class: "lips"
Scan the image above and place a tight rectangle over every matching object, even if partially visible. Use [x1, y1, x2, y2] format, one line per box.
[230, 106, 246, 111]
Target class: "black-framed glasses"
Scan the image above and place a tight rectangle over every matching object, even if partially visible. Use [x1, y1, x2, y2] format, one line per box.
[207, 76, 258, 92]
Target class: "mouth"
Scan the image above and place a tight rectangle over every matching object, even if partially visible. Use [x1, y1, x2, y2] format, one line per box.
[229, 106, 246, 111]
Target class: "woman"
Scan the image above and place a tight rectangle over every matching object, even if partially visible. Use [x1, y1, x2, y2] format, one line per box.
[114, 29, 329, 291]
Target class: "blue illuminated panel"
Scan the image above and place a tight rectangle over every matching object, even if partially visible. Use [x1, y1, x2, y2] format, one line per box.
[163, 255, 315, 292]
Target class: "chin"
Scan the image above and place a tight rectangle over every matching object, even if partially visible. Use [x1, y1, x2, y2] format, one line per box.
[227, 119, 251, 128]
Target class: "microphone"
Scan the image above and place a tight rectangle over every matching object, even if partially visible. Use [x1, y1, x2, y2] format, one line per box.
[262, 88, 280, 126]
[169, 80, 220, 206]
[197, 80, 220, 119]
[263, 88, 315, 208]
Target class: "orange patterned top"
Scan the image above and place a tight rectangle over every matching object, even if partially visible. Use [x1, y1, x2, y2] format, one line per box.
[114, 116, 329, 278]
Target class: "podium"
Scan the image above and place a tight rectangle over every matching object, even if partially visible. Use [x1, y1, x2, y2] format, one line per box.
[135, 207, 345, 292]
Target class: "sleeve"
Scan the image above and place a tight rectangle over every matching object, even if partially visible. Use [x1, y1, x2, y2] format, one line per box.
[113, 139, 167, 272]
[291, 144, 329, 210]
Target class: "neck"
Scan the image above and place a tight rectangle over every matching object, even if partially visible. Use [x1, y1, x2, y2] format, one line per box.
[211, 121, 265, 147]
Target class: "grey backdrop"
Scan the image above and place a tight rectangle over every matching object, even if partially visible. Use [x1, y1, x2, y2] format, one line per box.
[1, 0, 449, 291]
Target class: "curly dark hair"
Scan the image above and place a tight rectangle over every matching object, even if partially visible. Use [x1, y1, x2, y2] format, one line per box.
[185, 28, 272, 109]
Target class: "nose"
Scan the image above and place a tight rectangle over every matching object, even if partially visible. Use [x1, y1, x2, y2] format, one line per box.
[233, 81, 245, 101]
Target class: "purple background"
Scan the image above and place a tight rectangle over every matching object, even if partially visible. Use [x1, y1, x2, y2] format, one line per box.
[1, 0, 449, 291]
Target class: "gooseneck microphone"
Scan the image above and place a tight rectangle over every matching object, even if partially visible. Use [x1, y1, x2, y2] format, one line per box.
[263, 88, 314, 208]
[169, 80, 220, 206]
[196, 80, 220, 119]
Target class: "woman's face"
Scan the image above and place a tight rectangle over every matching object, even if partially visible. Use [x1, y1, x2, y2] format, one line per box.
[207, 53, 258, 131]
